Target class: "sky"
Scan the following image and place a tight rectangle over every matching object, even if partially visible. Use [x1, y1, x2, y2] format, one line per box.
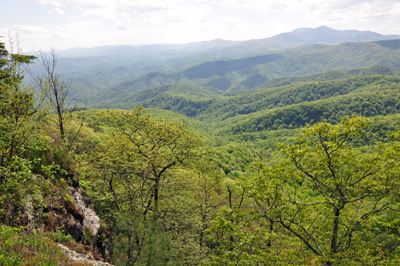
[2, 0, 400, 52]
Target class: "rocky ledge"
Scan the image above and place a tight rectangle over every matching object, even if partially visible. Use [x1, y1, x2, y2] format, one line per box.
[57, 243, 113, 266]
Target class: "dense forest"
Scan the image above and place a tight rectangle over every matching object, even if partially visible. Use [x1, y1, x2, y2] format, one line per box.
[3, 31, 400, 266]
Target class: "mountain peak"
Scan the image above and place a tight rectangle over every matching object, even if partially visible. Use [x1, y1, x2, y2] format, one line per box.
[291, 27, 311, 33]
[283, 26, 399, 44]
[292, 26, 332, 33]
[315, 25, 333, 30]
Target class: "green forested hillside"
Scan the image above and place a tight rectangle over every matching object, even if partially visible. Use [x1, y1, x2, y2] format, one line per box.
[87, 40, 400, 106]
[75, 72, 400, 176]
[253, 65, 400, 90]
[89, 74, 400, 125]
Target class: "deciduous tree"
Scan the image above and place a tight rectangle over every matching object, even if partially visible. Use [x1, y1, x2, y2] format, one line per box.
[248, 116, 400, 264]
[82, 107, 204, 264]
[33, 48, 83, 148]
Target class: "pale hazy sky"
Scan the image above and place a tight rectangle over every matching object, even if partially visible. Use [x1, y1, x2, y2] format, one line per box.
[2, 0, 400, 52]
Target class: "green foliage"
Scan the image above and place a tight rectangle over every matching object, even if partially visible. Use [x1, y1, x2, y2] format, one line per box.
[0, 226, 26, 265]
[0, 79, 47, 169]
[0, 36, 36, 84]
[257, 65, 400, 90]
[246, 116, 400, 264]
[5, 33, 400, 265]
[78, 107, 211, 264]
[205, 208, 271, 265]
[91, 106, 203, 213]
[0, 43, 52, 226]
[222, 76, 400, 134]
[112, 213, 174, 266]
[0, 225, 70, 265]
[85, 74, 400, 140]
[0, 39, 78, 256]
[40, 162, 68, 180]
[47, 226, 74, 245]
[203, 182, 274, 266]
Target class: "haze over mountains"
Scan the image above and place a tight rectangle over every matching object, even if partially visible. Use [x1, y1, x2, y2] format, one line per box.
[56, 26, 400, 58]
[29, 26, 400, 119]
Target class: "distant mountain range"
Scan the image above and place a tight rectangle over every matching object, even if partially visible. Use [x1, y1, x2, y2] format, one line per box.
[26, 26, 400, 108]
[56, 26, 400, 58]
[270, 26, 400, 45]
[85, 39, 400, 107]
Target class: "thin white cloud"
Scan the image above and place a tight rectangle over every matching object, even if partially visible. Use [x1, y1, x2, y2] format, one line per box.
[163, 15, 189, 23]
[303, 0, 400, 28]
[33, 0, 62, 7]
[49, 8, 66, 14]
[270, 2, 287, 10]
[113, 23, 131, 31]
[33, 0, 107, 9]
[11, 25, 48, 35]
[4, 0, 400, 50]
[328, 0, 369, 10]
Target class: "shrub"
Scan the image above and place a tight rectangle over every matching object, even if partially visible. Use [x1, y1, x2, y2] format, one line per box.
[0, 225, 71, 265]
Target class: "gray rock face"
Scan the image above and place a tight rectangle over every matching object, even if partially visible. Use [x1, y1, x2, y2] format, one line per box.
[57, 243, 113, 266]
[63, 184, 109, 261]
[18, 173, 110, 262]
[70, 186, 101, 236]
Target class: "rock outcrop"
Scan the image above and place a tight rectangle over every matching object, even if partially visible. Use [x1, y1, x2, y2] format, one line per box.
[40, 172, 111, 262]
[57, 243, 113, 266]
[67, 185, 101, 243]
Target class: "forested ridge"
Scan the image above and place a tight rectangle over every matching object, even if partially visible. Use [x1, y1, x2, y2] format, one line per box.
[40, 38, 400, 107]
[84, 39, 400, 106]
[99, 74, 400, 124]
[3, 32, 400, 266]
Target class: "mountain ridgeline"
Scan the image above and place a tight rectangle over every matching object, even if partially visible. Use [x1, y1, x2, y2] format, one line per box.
[81, 39, 400, 108]
[28, 26, 400, 106]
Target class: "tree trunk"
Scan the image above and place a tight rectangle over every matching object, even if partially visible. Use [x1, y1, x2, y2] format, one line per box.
[331, 207, 340, 254]
[154, 179, 159, 216]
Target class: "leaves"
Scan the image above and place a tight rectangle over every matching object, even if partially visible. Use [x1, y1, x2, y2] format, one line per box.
[248, 116, 400, 262]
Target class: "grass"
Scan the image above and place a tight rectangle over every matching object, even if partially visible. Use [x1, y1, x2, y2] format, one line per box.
[0, 225, 95, 266]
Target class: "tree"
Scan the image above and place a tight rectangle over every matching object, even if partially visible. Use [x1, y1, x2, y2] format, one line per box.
[0, 37, 47, 225]
[33, 48, 82, 146]
[0, 35, 35, 85]
[0, 37, 43, 175]
[0, 38, 9, 80]
[81, 107, 204, 264]
[203, 182, 274, 266]
[98, 107, 203, 216]
[248, 116, 400, 264]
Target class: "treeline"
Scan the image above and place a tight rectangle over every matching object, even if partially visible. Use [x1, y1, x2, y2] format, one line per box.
[226, 86, 400, 134]
[100, 75, 400, 125]
[200, 75, 400, 120]
[256, 65, 400, 90]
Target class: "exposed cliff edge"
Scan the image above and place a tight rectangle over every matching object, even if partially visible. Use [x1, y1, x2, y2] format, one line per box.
[57, 243, 113, 266]
[63, 173, 111, 262]
[66, 179, 109, 256]
[24, 172, 112, 263]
